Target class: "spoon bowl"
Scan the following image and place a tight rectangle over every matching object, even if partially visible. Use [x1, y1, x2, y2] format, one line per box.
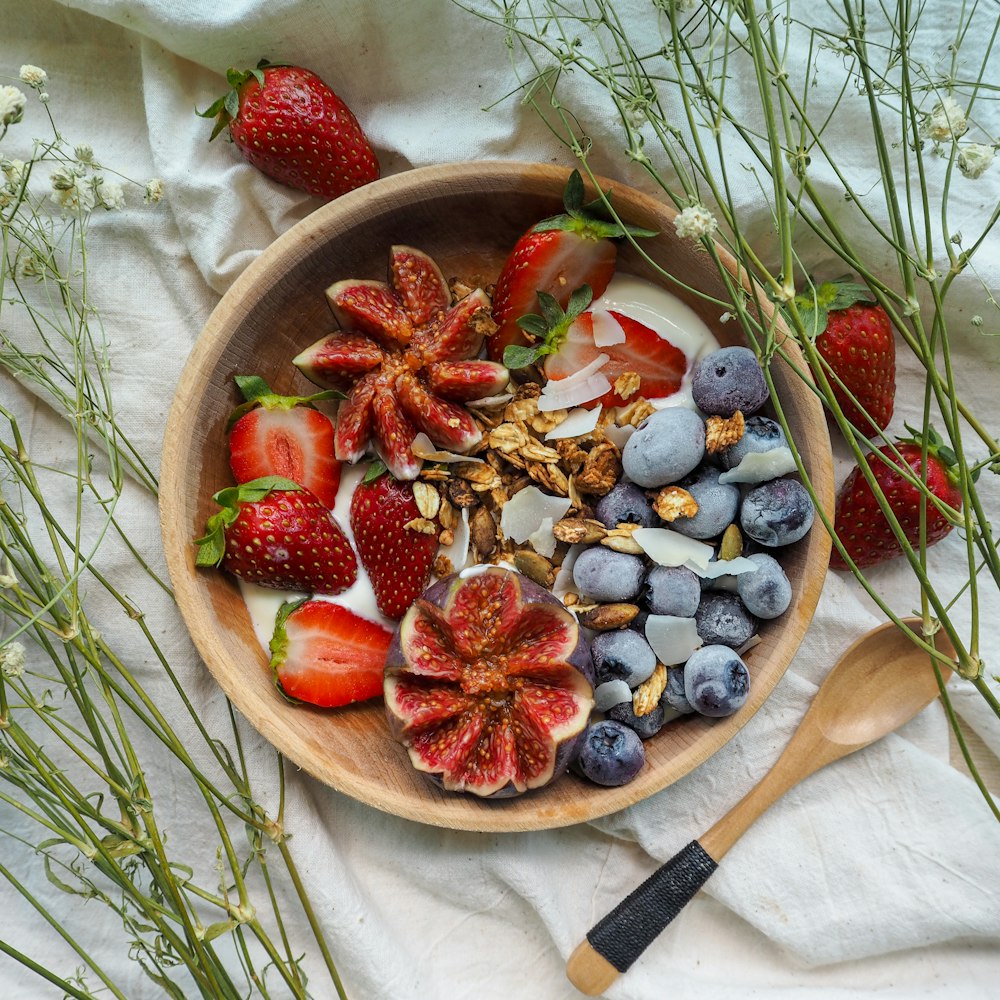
[567, 616, 955, 996]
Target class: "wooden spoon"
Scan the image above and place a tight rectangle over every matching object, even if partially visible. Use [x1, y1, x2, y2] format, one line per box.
[566, 617, 954, 996]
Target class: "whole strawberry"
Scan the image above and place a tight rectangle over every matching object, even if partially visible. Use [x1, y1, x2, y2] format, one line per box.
[198, 60, 379, 200]
[195, 476, 358, 594]
[831, 432, 962, 570]
[350, 464, 438, 619]
[794, 279, 895, 431]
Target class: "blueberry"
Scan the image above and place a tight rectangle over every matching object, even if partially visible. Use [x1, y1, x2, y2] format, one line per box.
[643, 565, 701, 617]
[591, 629, 657, 687]
[740, 478, 815, 547]
[684, 645, 750, 717]
[670, 466, 740, 540]
[736, 553, 792, 619]
[595, 482, 657, 529]
[607, 700, 667, 740]
[719, 416, 788, 471]
[662, 666, 694, 714]
[695, 592, 757, 648]
[629, 609, 650, 635]
[621, 407, 705, 488]
[574, 720, 646, 786]
[573, 546, 644, 602]
[691, 346, 769, 417]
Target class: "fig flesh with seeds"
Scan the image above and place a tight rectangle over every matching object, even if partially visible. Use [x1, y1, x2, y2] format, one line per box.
[384, 567, 595, 797]
[293, 245, 509, 480]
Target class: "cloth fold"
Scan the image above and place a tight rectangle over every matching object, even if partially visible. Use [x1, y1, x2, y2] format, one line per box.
[2, 1, 998, 997]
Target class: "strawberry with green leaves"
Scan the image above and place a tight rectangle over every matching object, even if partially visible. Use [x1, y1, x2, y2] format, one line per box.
[831, 428, 963, 570]
[195, 476, 357, 594]
[198, 60, 380, 201]
[794, 279, 896, 431]
[487, 169, 656, 363]
[269, 598, 391, 708]
[228, 375, 343, 508]
[349, 464, 438, 619]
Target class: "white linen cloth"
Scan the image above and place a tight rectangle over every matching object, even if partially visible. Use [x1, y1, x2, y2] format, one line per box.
[2, 1, 999, 997]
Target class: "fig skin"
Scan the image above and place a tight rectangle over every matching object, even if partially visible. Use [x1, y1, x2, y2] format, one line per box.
[384, 567, 595, 799]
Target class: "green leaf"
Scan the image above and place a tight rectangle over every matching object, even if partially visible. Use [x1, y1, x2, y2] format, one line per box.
[516, 313, 548, 338]
[250, 68, 266, 88]
[566, 283, 593, 320]
[234, 374, 273, 402]
[532, 213, 575, 233]
[503, 343, 546, 370]
[563, 168, 584, 214]
[195, 96, 227, 120]
[193, 512, 228, 567]
[362, 460, 388, 485]
[224, 89, 240, 121]
[536, 290, 565, 329]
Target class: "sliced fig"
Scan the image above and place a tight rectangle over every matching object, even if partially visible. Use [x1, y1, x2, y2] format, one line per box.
[424, 360, 510, 402]
[412, 288, 491, 363]
[334, 371, 378, 463]
[396, 373, 482, 452]
[371, 376, 422, 480]
[384, 567, 595, 798]
[294, 332, 385, 387]
[390, 245, 450, 325]
[326, 279, 413, 345]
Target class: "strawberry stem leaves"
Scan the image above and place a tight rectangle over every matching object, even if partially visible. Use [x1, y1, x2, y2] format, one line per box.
[792, 278, 877, 339]
[227, 374, 345, 429]
[504, 283, 593, 370]
[530, 169, 658, 240]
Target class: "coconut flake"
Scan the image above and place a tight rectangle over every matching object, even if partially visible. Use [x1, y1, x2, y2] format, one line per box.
[545, 405, 603, 440]
[645, 615, 703, 666]
[737, 634, 762, 656]
[528, 517, 558, 558]
[695, 557, 761, 580]
[499, 486, 572, 544]
[591, 310, 627, 346]
[718, 448, 798, 484]
[440, 507, 471, 571]
[411, 433, 484, 464]
[552, 543, 585, 601]
[594, 679, 632, 712]
[466, 392, 514, 410]
[604, 422, 636, 451]
[633, 528, 714, 571]
[538, 353, 611, 412]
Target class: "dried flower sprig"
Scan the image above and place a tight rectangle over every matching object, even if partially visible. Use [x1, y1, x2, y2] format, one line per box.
[1, 71, 347, 997]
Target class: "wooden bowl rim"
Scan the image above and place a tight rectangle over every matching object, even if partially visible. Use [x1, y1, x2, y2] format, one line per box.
[160, 160, 833, 832]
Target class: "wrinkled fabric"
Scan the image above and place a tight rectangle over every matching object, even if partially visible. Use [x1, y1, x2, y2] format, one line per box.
[2, 1, 999, 997]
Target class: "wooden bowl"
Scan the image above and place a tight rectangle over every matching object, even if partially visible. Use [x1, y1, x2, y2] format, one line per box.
[161, 162, 833, 832]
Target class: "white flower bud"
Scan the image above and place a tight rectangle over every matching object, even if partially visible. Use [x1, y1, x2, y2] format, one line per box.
[674, 203, 718, 240]
[0, 641, 26, 678]
[920, 95, 967, 142]
[19, 65, 48, 88]
[74, 143, 95, 163]
[0, 85, 27, 125]
[143, 178, 165, 204]
[971, 315, 984, 327]
[957, 143, 995, 180]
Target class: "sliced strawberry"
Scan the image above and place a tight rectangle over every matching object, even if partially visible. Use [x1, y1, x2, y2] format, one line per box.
[195, 476, 357, 595]
[424, 360, 509, 402]
[293, 333, 385, 387]
[371, 374, 422, 480]
[350, 467, 439, 619]
[487, 169, 655, 363]
[269, 599, 391, 708]
[327, 279, 413, 346]
[543, 310, 687, 407]
[396, 372, 483, 451]
[227, 376, 341, 508]
[390, 245, 450, 325]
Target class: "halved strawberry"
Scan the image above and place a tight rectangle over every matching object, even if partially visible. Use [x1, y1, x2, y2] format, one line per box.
[543, 310, 687, 407]
[487, 169, 656, 363]
[269, 598, 392, 708]
[228, 375, 342, 508]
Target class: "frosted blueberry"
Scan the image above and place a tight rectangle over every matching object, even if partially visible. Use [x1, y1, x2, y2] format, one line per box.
[621, 407, 705, 488]
[719, 416, 788, 470]
[670, 465, 740, 540]
[608, 700, 667, 740]
[740, 478, 815, 546]
[573, 546, 644, 602]
[736, 553, 792, 619]
[695, 592, 757, 649]
[591, 629, 657, 687]
[691, 346, 769, 417]
[662, 666, 695, 714]
[595, 481, 657, 529]
[643, 565, 701, 618]
[684, 645, 750, 717]
[574, 720, 645, 786]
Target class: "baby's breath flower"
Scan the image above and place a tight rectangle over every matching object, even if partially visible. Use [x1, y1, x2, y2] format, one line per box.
[50, 167, 76, 192]
[143, 178, 165, 204]
[0, 85, 27, 125]
[674, 203, 718, 240]
[920, 95, 968, 142]
[2, 158, 26, 184]
[74, 143, 94, 163]
[38, 91, 49, 104]
[957, 143, 995, 180]
[95, 178, 126, 211]
[19, 65, 47, 89]
[50, 170, 95, 212]
[0, 572, 17, 588]
[1, 641, 26, 678]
